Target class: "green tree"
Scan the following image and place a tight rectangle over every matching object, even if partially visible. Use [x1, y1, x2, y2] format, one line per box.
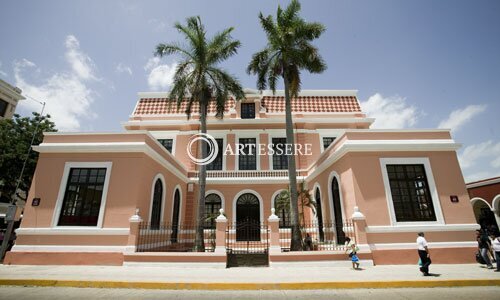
[247, 0, 327, 251]
[155, 16, 245, 251]
[0, 113, 57, 204]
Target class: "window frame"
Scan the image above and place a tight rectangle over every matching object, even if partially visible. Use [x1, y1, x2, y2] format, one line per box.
[240, 103, 256, 119]
[236, 136, 259, 171]
[52, 162, 112, 228]
[270, 137, 289, 170]
[157, 138, 174, 153]
[205, 138, 224, 171]
[318, 129, 344, 152]
[0, 99, 8, 117]
[380, 157, 444, 226]
[148, 174, 166, 226]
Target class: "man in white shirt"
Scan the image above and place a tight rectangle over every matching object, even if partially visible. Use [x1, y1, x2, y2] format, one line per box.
[417, 232, 431, 276]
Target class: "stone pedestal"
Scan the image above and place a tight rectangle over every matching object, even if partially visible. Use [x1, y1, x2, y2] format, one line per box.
[215, 209, 228, 253]
[126, 209, 143, 253]
[268, 208, 281, 253]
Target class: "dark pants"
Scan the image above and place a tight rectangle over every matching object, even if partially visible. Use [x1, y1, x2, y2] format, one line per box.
[418, 250, 430, 274]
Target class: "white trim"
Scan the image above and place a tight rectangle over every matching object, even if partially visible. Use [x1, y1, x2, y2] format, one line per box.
[149, 132, 176, 156]
[198, 176, 307, 184]
[11, 245, 129, 252]
[369, 241, 477, 250]
[122, 117, 374, 127]
[327, 171, 346, 223]
[493, 195, 500, 211]
[318, 130, 344, 152]
[171, 185, 183, 226]
[15, 227, 129, 235]
[51, 162, 113, 228]
[33, 142, 189, 182]
[260, 90, 358, 97]
[205, 190, 226, 210]
[307, 139, 461, 180]
[148, 174, 167, 223]
[232, 189, 264, 223]
[379, 157, 445, 226]
[470, 197, 492, 210]
[466, 177, 500, 188]
[235, 133, 260, 171]
[365, 223, 479, 233]
[271, 189, 287, 209]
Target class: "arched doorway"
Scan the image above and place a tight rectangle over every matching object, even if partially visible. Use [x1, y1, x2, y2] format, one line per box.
[236, 193, 260, 241]
[273, 191, 291, 228]
[331, 177, 346, 244]
[171, 189, 181, 243]
[315, 187, 325, 242]
[150, 179, 163, 230]
[205, 193, 222, 229]
[471, 198, 497, 233]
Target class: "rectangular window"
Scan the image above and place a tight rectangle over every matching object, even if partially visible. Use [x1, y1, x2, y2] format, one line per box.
[58, 168, 107, 226]
[272, 137, 288, 170]
[386, 164, 436, 222]
[322, 137, 336, 150]
[206, 138, 223, 170]
[0, 99, 8, 117]
[241, 103, 255, 119]
[158, 139, 173, 153]
[238, 138, 257, 170]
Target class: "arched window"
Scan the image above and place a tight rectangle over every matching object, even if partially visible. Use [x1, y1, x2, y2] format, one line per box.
[274, 191, 291, 228]
[315, 187, 325, 242]
[205, 193, 222, 229]
[150, 179, 163, 229]
[331, 177, 345, 244]
[171, 189, 181, 243]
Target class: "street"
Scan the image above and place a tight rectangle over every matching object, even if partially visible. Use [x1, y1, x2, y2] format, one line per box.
[0, 286, 499, 300]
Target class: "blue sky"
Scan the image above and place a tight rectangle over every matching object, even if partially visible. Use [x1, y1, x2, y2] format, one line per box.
[0, 0, 499, 182]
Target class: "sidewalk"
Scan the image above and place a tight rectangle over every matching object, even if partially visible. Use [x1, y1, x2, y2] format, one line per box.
[0, 263, 499, 290]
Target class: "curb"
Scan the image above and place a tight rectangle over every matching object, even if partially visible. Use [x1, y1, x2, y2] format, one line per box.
[0, 279, 499, 290]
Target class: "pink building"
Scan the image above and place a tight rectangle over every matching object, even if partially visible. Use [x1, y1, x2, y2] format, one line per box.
[4, 89, 479, 266]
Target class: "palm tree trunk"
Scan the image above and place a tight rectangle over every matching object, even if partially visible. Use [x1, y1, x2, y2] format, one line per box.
[283, 72, 302, 251]
[195, 97, 208, 252]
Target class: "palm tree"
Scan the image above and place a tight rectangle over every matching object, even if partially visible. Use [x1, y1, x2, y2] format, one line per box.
[247, 0, 326, 251]
[155, 16, 244, 251]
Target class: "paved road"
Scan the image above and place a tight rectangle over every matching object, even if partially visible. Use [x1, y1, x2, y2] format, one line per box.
[0, 286, 499, 300]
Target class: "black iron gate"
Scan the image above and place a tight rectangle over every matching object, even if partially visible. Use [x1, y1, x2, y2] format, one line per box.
[226, 221, 269, 267]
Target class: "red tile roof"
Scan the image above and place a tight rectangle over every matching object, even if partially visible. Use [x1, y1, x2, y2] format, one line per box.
[133, 95, 361, 115]
[134, 98, 236, 115]
[261, 96, 361, 113]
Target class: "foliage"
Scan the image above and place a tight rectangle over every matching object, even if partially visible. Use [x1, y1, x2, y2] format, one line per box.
[246, 0, 327, 97]
[247, 0, 326, 251]
[275, 183, 316, 226]
[155, 16, 244, 251]
[0, 113, 57, 203]
[155, 16, 245, 119]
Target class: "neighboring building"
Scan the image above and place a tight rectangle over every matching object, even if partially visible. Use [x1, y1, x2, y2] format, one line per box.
[0, 79, 24, 120]
[0, 79, 25, 225]
[466, 176, 500, 233]
[4, 89, 479, 266]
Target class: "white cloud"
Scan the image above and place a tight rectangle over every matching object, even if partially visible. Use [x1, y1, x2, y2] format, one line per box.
[0, 61, 7, 77]
[14, 35, 99, 131]
[360, 93, 419, 129]
[458, 140, 500, 170]
[65, 35, 98, 80]
[438, 104, 486, 132]
[144, 57, 177, 91]
[116, 62, 132, 75]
